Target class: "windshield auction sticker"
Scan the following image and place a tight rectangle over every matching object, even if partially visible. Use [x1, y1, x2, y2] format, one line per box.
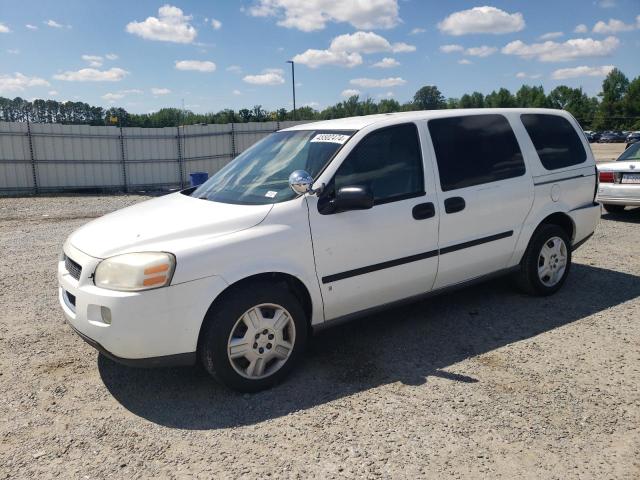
[310, 133, 350, 144]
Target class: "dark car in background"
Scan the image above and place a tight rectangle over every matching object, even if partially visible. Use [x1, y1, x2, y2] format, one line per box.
[626, 132, 640, 148]
[600, 131, 627, 143]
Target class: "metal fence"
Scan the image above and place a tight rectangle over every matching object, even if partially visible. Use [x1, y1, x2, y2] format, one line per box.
[0, 120, 310, 195]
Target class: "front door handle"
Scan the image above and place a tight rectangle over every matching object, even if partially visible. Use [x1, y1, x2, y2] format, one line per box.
[412, 202, 435, 220]
[444, 196, 465, 214]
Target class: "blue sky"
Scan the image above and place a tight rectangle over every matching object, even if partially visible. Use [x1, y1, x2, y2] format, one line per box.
[1, 0, 639, 113]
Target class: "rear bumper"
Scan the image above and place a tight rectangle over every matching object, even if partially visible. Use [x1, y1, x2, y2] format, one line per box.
[598, 183, 640, 206]
[567, 203, 600, 247]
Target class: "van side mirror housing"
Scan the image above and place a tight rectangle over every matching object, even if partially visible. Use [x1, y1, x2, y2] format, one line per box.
[333, 186, 374, 212]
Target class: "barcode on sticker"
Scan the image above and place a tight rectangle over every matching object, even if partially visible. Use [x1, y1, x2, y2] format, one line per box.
[265, 191, 278, 198]
[310, 133, 350, 144]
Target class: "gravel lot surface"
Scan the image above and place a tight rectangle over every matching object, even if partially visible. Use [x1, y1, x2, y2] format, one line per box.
[1, 143, 638, 479]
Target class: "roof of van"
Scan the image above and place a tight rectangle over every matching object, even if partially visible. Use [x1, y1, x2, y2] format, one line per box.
[280, 108, 572, 132]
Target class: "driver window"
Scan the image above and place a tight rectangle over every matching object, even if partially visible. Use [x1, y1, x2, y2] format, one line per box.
[334, 123, 424, 204]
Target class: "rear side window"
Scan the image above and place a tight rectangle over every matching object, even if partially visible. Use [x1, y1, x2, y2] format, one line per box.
[521, 114, 586, 170]
[334, 123, 424, 204]
[428, 114, 525, 191]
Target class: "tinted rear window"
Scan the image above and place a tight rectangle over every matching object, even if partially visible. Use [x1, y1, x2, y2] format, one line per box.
[428, 114, 525, 191]
[521, 114, 586, 170]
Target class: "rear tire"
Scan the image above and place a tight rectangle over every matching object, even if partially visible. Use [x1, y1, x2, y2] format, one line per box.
[603, 204, 626, 214]
[516, 224, 571, 296]
[198, 281, 308, 393]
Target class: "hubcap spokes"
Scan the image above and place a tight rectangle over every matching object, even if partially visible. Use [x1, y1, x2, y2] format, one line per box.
[537, 236, 567, 287]
[227, 304, 295, 380]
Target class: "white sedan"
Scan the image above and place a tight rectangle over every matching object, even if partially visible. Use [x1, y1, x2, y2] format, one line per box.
[597, 142, 640, 213]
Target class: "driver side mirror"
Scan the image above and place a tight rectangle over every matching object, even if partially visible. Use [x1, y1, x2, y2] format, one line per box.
[333, 185, 374, 213]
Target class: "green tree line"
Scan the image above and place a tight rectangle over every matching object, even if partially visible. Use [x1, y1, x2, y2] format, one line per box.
[1, 68, 639, 130]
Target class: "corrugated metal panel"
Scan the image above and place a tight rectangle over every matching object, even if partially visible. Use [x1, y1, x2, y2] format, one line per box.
[234, 121, 280, 154]
[182, 123, 232, 177]
[0, 122, 32, 193]
[0, 120, 313, 195]
[124, 127, 180, 188]
[31, 123, 122, 189]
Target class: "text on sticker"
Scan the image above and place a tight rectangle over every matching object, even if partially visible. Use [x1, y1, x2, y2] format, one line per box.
[310, 133, 350, 144]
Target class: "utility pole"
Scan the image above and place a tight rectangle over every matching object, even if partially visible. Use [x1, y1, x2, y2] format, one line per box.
[286, 60, 296, 121]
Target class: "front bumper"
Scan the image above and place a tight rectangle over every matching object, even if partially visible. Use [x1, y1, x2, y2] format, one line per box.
[598, 183, 640, 206]
[58, 242, 228, 365]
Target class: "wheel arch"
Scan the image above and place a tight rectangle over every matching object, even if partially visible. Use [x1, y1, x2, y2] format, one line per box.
[537, 211, 575, 241]
[196, 272, 315, 353]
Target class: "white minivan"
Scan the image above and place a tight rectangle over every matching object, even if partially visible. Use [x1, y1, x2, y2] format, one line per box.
[58, 109, 600, 392]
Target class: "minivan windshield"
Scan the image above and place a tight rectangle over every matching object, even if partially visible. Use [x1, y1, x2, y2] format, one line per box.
[192, 129, 355, 204]
[618, 142, 640, 161]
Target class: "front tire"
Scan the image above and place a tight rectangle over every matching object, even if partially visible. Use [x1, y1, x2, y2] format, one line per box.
[516, 224, 571, 296]
[603, 204, 626, 214]
[198, 281, 308, 393]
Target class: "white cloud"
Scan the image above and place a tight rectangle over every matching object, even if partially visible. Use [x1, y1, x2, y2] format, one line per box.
[574, 24, 588, 33]
[82, 55, 103, 67]
[0, 73, 50, 93]
[458, 59, 472, 65]
[329, 32, 415, 54]
[243, 68, 285, 85]
[45, 20, 66, 29]
[438, 6, 524, 36]
[53, 67, 129, 82]
[174, 60, 216, 72]
[440, 44, 497, 58]
[151, 87, 171, 95]
[7, 49, 19, 55]
[597, 0, 616, 8]
[440, 44, 464, 53]
[211, 18, 222, 30]
[392, 42, 416, 53]
[48, 90, 58, 95]
[25, 24, 38, 30]
[102, 92, 125, 102]
[539, 31, 563, 40]
[410, 27, 426, 35]
[226, 65, 243, 74]
[293, 49, 363, 68]
[465, 45, 497, 57]
[126, 5, 197, 44]
[350, 77, 406, 88]
[232, 89, 242, 95]
[293, 31, 414, 69]
[372, 57, 400, 68]
[515, 72, 541, 79]
[0, 23, 10, 33]
[341, 88, 361, 97]
[502, 36, 620, 62]
[247, 0, 400, 31]
[551, 65, 615, 80]
[105, 53, 118, 60]
[592, 18, 637, 34]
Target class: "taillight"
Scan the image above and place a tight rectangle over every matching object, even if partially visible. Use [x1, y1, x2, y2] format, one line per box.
[599, 171, 614, 183]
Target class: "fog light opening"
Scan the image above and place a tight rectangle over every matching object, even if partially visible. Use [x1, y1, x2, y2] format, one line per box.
[100, 306, 112, 325]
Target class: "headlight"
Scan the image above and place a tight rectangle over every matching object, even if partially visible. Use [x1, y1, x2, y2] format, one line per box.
[94, 252, 176, 292]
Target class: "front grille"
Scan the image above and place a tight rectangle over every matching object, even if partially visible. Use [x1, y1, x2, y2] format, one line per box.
[64, 255, 82, 280]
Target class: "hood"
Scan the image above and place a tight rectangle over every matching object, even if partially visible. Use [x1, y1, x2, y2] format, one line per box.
[68, 192, 273, 258]
[597, 160, 640, 171]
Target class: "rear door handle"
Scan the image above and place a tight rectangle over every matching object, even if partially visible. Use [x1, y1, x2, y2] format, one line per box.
[412, 202, 435, 220]
[444, 196, 465, 214]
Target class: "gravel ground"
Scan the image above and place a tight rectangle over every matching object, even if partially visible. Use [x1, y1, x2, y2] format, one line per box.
[1, 143, 638, 479]
[591, 143, 626, 163]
